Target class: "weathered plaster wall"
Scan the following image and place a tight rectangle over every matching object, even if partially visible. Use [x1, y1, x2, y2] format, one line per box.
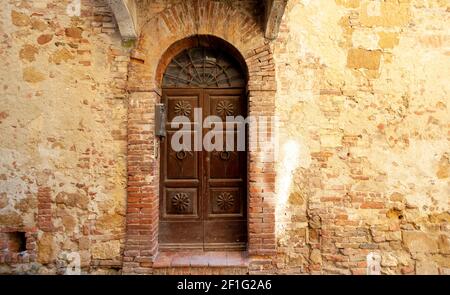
[273, 0, 449, 274]
[0, 0, 130, 274]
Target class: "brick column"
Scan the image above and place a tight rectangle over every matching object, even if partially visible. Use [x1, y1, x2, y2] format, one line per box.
[123, 91, 160, 274]
[37, 187, 53, 232]
[247, 91, 277, 257]
[245, 44, 277, 261]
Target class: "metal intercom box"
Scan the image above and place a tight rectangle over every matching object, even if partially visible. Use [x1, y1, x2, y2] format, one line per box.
[155, 103, 166, 138]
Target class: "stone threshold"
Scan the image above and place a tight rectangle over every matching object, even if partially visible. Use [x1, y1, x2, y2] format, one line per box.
[153, 251, 249, 268]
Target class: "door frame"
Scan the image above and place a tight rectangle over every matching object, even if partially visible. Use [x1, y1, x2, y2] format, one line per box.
[123, 33, 278, 274]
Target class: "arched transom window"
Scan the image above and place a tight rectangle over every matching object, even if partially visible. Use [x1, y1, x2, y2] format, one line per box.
[162, 47, 246, 88]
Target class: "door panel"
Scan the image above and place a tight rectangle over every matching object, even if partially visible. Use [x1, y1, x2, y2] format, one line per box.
[209, 132, 243, 179]
[203, 89, 247, 249]
[160, 89, 203, 247]
[160, 88, 247, 250]
[165, 131, 199, 179]
[203, 220, 247, 250]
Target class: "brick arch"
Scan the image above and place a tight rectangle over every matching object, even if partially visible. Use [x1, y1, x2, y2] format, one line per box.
[127, 0, 275, 92]
[124, 0, 277, 274]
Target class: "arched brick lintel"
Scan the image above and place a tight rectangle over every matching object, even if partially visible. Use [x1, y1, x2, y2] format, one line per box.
[124, 0, 277, 275]
[127, 0, 276, 92]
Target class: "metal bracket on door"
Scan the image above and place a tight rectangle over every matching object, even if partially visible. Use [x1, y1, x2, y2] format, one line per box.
[155, 103, 166, 159]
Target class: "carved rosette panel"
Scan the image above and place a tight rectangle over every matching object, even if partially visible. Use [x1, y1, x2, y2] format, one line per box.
[171, 192, 190, 213]
[216, 100, 235, 117]
[173, 101, 192, 117]
[216, 192, 235, 212]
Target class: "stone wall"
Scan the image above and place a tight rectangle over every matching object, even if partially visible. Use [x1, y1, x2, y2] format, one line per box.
[273, 0, 449, 274]
[0, 0, 129, 274]
[0, 0, 448, 274]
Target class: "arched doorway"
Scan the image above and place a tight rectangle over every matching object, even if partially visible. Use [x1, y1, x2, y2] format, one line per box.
[159, 45, 248, 250]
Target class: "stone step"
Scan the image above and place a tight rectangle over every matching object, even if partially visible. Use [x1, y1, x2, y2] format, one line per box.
[152, 251, 249, 275]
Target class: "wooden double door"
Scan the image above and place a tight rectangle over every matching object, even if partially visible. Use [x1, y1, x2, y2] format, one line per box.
[159, 88, 247, 250]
